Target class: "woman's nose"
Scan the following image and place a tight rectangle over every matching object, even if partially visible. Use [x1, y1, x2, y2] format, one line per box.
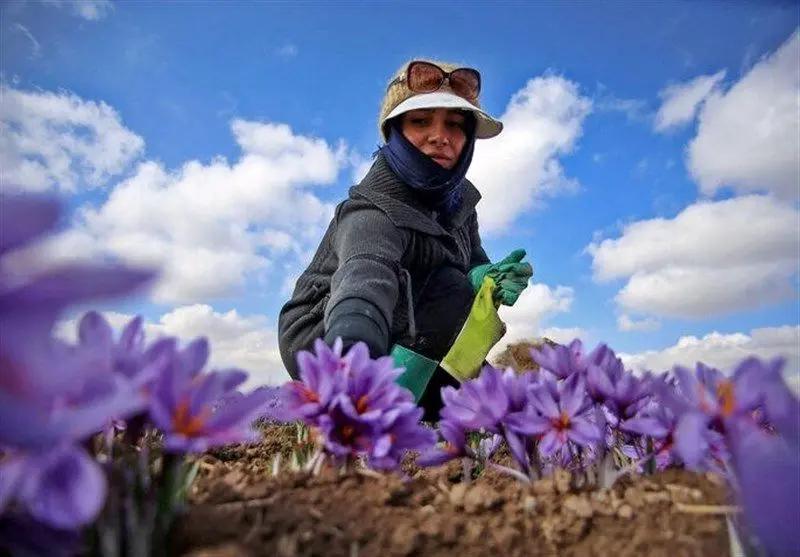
[428, 123, 450, 146]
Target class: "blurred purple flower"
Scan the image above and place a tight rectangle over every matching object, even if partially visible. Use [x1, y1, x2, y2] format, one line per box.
[148, 341, 271, 452]
[728, 420, 800, 557]
[1, 444, 106, 530]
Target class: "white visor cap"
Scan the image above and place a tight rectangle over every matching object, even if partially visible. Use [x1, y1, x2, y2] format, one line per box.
[382, 91, 503, 139]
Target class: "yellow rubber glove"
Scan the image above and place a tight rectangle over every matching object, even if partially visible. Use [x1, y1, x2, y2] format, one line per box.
[440, 276, 507, 382]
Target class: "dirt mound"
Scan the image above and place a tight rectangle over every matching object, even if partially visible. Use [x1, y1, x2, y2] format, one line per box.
[175, 425, 730, 557]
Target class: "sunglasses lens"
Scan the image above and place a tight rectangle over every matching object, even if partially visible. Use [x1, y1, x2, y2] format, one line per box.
[449, 69, 481, 99]
[408, 62, 444, 93]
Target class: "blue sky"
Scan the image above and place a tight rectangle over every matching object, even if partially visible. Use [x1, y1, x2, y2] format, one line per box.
[1, 1, 798, 385]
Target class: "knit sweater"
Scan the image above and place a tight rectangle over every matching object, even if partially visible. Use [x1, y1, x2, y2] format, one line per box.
[277, 153, 489, 378]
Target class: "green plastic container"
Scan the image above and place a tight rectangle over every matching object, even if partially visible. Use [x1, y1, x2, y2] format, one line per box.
[391, 344, 439, 402]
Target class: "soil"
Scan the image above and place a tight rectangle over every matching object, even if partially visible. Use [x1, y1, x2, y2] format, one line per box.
[174, 424, 732, 557]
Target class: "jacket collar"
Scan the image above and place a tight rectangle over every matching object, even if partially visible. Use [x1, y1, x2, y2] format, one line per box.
[350, 154, 481, 236]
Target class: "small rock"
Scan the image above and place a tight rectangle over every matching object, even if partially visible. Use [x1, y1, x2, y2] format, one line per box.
[642, 491, 670, 504]
[463, 485, 503, 514]
[522, 495, 537, 514]
[390, 524, 420, 556]
[532, 477, 555, 496]
[624, 486, 644, 507]
[553, 469, 571, 494]
[563, 495, 593, 518]
[617, 504, 634, 519]
[420, 504, 436, 515]
[449, 483, 468, 508]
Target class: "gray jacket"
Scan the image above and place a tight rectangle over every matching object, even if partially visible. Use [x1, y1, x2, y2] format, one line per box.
[277, 154, 489, 378]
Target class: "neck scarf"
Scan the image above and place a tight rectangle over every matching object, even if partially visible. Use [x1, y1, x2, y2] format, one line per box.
[378, 118, 476, 221]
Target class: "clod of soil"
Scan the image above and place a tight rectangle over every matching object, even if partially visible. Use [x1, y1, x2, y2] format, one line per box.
[491, 338, 557, 373]
[174, 425, 731, 557]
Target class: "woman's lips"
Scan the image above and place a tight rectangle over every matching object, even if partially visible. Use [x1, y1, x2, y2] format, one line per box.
[429, 154, 452, 164]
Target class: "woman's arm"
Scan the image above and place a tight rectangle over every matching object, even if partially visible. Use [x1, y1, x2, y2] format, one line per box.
[323, 203, 408, 357]
[467, 211, 490, 268]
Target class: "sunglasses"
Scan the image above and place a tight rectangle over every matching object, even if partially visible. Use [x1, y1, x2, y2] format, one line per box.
[389, 61, 481, 101]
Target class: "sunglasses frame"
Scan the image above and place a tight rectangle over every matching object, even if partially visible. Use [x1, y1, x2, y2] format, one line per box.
[388, 61, 482, 101]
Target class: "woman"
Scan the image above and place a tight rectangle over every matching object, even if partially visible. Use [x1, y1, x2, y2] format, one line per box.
[278, 59, 532, 418]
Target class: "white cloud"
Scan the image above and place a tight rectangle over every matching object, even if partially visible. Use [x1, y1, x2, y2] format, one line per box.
[587, 195, 799, 318]
[40, 117, 343, 304]
[275, 44, 298, 58]
[0, 85, 144, 192]
[620, 325, 800, 391]
[618, 313, 661, 332]
[654, 70, 726, 132]
[12, 23, 41, 58]
[688, 32, 800, 200]
[58, 305, 289, 387]
[42, 0, 113, 20]
[153, 305, 288, 386]
[488, 281, 582, 359]
[468, 75, 592, 233]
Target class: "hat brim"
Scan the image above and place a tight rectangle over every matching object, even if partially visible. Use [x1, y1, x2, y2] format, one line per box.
[383, 92, 503, 139]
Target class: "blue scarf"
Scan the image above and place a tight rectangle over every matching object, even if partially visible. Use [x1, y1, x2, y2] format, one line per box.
[378, 119, 476, 221]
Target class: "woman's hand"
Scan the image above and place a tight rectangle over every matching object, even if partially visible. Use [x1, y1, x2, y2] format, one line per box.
[467, 249, 533, 306]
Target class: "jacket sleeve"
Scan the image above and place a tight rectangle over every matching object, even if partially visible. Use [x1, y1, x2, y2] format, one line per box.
[467, 210, 490, 269]
[323, 203, 408, 357]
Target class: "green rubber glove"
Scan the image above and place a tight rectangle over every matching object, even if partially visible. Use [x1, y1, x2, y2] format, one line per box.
[468, 249, 531, 292]
[440, 276, 507, 382]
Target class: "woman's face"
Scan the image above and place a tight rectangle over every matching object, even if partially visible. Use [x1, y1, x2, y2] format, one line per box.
[400, 108, 467, 169]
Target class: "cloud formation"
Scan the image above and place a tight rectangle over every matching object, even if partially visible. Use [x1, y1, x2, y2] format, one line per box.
[617, 313, 661, 332]
[587, 195, 799, 318]
[654, 70, 726, 132]
[0, 85, 144, 192]
[620, 325, 800, 391]
[58, 305, 289, 386]
[688, 32, 799, 200]
[42, 0, 113, 21]
[40, 113, 344, 304]
[489, 281, 582, 359]
[468, 75, 592, 234]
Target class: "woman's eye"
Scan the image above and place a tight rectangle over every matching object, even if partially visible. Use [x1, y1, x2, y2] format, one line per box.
[411, 118, 429, 126]
[447, 120, 465, 130]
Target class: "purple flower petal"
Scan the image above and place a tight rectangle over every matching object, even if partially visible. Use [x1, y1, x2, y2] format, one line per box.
[674, 411, 711, 469]
[18, 445, 107, 529]
[0, 194, 60, 255]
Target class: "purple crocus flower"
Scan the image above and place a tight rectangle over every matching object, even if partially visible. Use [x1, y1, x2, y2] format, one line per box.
[507, 375, 602, 460]
[417, 419, 469, 466]
[148, 340, 271, 452]
[316, 397, 376, 458]
[530, 339, 611, 380]
[368, 402, 436, 470]
[278, 338, 347, 422]
[336, 343, 413, 422]
[439, 365, 510, 432]
[622, 403, 681, 467]
[587, 361, 652, 424]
